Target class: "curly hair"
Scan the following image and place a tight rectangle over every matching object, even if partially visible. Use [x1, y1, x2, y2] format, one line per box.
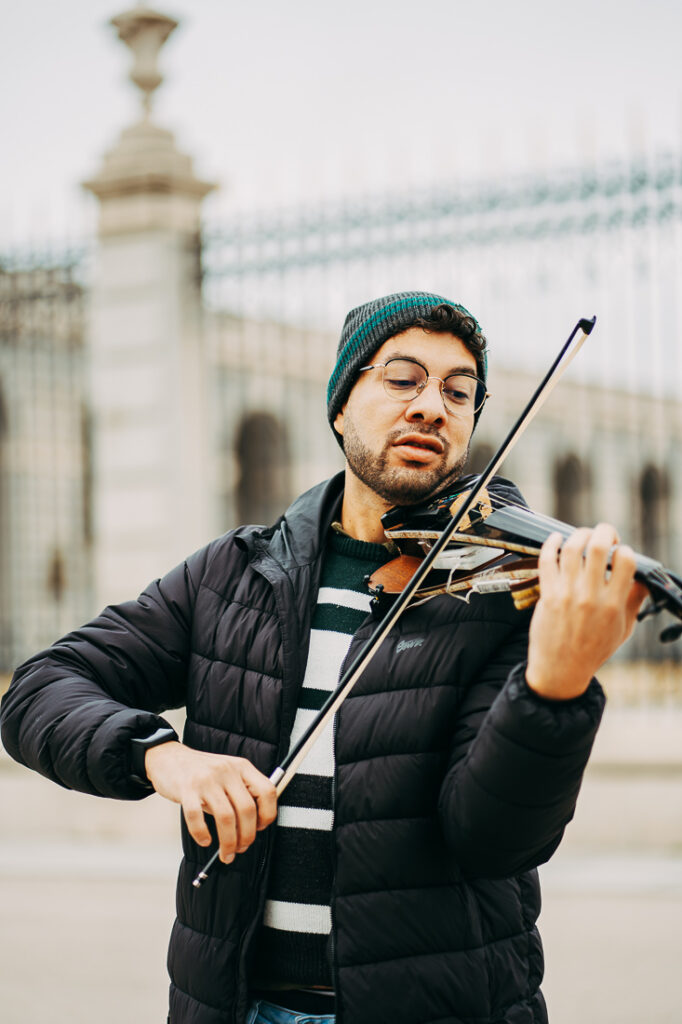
[413, 303, 487, 381]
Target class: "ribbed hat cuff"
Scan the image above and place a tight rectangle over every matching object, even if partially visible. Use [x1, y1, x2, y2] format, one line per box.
[327, 292, 485, 442]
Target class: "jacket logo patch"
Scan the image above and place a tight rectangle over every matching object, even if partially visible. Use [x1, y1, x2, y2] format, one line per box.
[396, 638, 424, 653]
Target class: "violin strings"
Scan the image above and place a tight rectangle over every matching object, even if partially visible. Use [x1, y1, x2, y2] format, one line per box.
[406, 486, 682, 625]
[477, 496, 572, 546]
[475, 488, 672, 583]
[406, 488, 681, 626]
[480, 489, 562, 529]
[484, 492, 572, 534]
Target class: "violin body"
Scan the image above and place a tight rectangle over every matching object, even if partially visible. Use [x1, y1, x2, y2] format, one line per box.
[373, 476, 682, 643]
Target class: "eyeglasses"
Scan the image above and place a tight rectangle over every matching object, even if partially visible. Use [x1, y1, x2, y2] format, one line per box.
[358, 358, 490, 416]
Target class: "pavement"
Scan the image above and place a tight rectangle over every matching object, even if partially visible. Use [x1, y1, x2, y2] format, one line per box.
[2, 841, 681, 1024]
[2, 698, 682, 1023]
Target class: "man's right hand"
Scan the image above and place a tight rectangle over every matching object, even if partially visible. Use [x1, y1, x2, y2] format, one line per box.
[144, 741, 278, 863]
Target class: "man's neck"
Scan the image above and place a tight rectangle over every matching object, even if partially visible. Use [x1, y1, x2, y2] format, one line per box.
[337, 469, 392, 544]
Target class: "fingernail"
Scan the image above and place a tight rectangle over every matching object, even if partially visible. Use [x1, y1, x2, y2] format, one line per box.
[222, 853, 235, 864]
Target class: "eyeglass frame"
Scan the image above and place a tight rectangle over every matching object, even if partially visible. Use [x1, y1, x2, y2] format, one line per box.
[357, 356, 491, 416]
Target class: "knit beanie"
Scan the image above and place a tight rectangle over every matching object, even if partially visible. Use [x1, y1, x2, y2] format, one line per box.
[327, 291, 487, 444]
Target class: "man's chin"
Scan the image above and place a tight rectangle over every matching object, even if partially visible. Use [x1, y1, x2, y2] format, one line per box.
[342, 420, 469, 509]
[393, 455, 474, 501]
[373, 467, 456, 507]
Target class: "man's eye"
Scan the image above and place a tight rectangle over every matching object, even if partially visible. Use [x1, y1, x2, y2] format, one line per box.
[388, 376, 418, 390]
[444, 386, 473, 404]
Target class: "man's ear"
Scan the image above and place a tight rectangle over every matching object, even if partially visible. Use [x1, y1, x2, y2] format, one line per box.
[334, 406, 345, 437]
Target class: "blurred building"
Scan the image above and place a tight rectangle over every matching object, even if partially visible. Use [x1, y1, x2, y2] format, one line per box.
[0, 6, 681, 673]
[0, 262, 93, 668]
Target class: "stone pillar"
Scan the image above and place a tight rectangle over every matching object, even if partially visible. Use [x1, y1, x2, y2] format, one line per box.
[83, 7, 216, 606]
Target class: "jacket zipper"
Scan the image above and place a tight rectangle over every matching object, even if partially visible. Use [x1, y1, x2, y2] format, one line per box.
[234, 826, 273, 1023]
[329, 710, 339, 1019]
[233, 544, 307, 1024]
[329, 622, 371, 1024]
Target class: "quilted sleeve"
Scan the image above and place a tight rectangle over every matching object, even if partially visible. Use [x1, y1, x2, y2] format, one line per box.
[437, 626, 605, 879]
[0, 543, 214, 800]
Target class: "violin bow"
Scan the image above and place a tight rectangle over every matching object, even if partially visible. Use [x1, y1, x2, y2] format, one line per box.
[193, 315, 596, 888]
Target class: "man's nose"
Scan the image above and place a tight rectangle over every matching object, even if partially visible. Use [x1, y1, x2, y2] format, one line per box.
[405, 377, 447, 424]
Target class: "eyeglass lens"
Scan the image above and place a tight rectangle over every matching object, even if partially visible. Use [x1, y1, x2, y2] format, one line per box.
[382, 359, 485, 413]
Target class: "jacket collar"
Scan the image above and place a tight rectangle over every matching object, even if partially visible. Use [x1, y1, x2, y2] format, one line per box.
[250, 471, 345, 572]
[246, 470, 526, 574]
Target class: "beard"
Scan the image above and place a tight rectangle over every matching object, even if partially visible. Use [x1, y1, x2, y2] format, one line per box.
[342, 415, 470, 507]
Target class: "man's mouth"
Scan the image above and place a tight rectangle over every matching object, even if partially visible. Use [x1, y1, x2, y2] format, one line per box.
[392, 433, 445, 462]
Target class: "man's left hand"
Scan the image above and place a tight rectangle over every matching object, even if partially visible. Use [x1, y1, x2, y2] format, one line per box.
[525, 523, 649, 700]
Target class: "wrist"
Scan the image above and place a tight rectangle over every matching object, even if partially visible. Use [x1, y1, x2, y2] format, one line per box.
[522, 655, 593, 704]
[130, 727, 178, 786]
[144, 738, 182, 780]
[525, 663, 592, 701]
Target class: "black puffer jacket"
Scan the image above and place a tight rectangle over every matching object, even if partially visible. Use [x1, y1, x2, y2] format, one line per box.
[1, 472, 605, 1024]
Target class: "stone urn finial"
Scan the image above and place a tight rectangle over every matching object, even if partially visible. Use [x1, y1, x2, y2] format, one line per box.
[83, 5, 216, 233]
[110, 5, 178, 117]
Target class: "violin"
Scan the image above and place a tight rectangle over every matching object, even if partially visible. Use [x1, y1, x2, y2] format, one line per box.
[368, 478, 682, 644]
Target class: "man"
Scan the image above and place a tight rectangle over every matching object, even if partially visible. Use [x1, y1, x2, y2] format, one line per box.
[1, 291, 646, 1024]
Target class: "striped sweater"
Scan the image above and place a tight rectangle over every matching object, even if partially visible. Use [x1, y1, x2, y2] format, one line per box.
[253, 530, 390, 988]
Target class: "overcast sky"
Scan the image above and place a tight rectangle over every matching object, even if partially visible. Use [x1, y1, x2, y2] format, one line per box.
[2, 0, 681, 247]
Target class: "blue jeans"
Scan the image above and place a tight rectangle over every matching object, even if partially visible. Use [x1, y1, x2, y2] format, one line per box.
[246, 998, 335, 1024]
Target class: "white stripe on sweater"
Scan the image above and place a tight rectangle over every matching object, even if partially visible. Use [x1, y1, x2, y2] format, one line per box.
[300, 628, 354, 694]
[316, 586, 373, 612]
[263, 900, 332, 934]
[287, 707, 335, 777]
[277, 804, 334, 831]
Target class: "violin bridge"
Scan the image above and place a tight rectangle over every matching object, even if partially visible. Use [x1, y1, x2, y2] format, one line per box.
[448, 487, 493, 532]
